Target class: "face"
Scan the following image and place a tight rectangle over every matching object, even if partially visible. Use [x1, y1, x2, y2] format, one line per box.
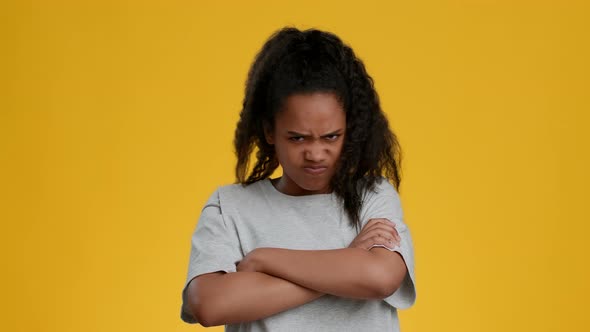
[265, 92, 346, 196]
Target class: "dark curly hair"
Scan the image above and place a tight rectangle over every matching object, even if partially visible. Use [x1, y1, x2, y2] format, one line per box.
[233, 26, 403, 233]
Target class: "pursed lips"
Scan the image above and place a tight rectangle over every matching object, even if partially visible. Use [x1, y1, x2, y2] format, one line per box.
[303, 166, 328, 174]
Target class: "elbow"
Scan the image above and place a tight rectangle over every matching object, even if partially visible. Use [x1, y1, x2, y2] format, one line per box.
[185, 281, 222, 327]
[373, 274, 403, 300]
[189, 296, 223, 327]
[369, 264, 406, 299]
[378, 280, 402, 299]
[366, 249, 407, 299]
[369, 272, 399, 299]
[191, 303, 216, 327]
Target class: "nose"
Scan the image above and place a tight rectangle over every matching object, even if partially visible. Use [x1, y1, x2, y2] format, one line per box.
[304, 142, 327, 162]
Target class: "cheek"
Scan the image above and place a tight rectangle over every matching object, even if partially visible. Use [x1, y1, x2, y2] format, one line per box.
[285, 146, 303, 164]
[331, 141, 344, 155]
[274, 143, 301, 166]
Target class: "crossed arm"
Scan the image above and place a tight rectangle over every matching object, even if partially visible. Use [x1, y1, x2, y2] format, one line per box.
[187, 246, 407, 326]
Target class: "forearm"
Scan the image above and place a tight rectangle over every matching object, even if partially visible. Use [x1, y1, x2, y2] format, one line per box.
[199, 271, 325, 326]
[258, 247, 383, 300]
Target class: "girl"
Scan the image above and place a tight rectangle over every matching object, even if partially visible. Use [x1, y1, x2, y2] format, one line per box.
[180, 26, 416, 331]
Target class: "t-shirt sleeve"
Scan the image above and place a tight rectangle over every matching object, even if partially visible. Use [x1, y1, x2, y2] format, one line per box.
[359, 178, 417, 310]
[180, 188, 244, 324]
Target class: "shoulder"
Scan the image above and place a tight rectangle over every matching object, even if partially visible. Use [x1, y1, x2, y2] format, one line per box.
[217, 180, 266, 197]
[357, 176, 405, 230]
[207, 180, 267, 209]
[359, 176, 399, 201]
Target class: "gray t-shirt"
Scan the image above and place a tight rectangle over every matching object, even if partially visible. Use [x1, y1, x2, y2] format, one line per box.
[180, 177, 417, 331]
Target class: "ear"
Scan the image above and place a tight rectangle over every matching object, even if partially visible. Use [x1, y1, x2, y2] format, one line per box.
[263, 123, 274, 145]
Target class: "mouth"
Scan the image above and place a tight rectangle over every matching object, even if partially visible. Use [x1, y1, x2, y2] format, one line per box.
[303, 166, 328, 175]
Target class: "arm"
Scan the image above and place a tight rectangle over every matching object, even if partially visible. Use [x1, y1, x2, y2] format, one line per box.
[255, 247, 391, 300]
[186, 270, 325, 327]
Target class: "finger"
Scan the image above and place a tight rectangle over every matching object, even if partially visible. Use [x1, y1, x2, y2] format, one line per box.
[364, 219, 397, 236]
[360, 226, 398, 243]
[369, 219, 400, 241]
[365, 235, 397, 250]
[366, 218, 396, 227]
[362, 219, 397, 235]
[360, 224, 400, 243]
[364, 218, 389, 230]
[357, 228, 400, 246]
[375, 234, 399, 248]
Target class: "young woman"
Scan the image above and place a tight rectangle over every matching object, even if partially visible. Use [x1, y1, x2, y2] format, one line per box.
[180, 26, 416, 331]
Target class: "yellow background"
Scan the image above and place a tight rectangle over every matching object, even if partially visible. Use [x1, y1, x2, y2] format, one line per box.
[2, 1, 589, 331]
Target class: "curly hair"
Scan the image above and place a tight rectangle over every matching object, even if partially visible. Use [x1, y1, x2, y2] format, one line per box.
[233, 26, 403, 233]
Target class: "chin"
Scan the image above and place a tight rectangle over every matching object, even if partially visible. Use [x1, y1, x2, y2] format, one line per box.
[297, 177, 330, 192]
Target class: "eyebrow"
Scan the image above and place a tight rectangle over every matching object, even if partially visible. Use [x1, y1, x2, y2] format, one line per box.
[286, 129, 344, 137]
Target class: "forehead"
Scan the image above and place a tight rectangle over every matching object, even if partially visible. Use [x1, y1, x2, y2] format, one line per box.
[276, 92, 345, 132]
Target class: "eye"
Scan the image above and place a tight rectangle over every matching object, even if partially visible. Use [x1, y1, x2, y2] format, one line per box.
[289, 136, 304, 142]
[324, 134, 340, 141]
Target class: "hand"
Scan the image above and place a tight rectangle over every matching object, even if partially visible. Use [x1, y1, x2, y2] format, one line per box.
[236, 248, 264, 273]
[348, 218, 401, 251]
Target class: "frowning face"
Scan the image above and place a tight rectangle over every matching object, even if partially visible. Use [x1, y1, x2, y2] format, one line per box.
[265, 92, 346, 196]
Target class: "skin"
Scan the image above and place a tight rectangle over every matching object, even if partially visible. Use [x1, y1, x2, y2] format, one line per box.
[264, 91, 346, 196]
[193, 217, 406, 325]
[186, 92, 407, 325]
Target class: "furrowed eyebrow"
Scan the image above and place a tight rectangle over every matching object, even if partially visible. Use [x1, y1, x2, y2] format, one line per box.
[321, 130, 344, 137]
[287, 129, 343, 137]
